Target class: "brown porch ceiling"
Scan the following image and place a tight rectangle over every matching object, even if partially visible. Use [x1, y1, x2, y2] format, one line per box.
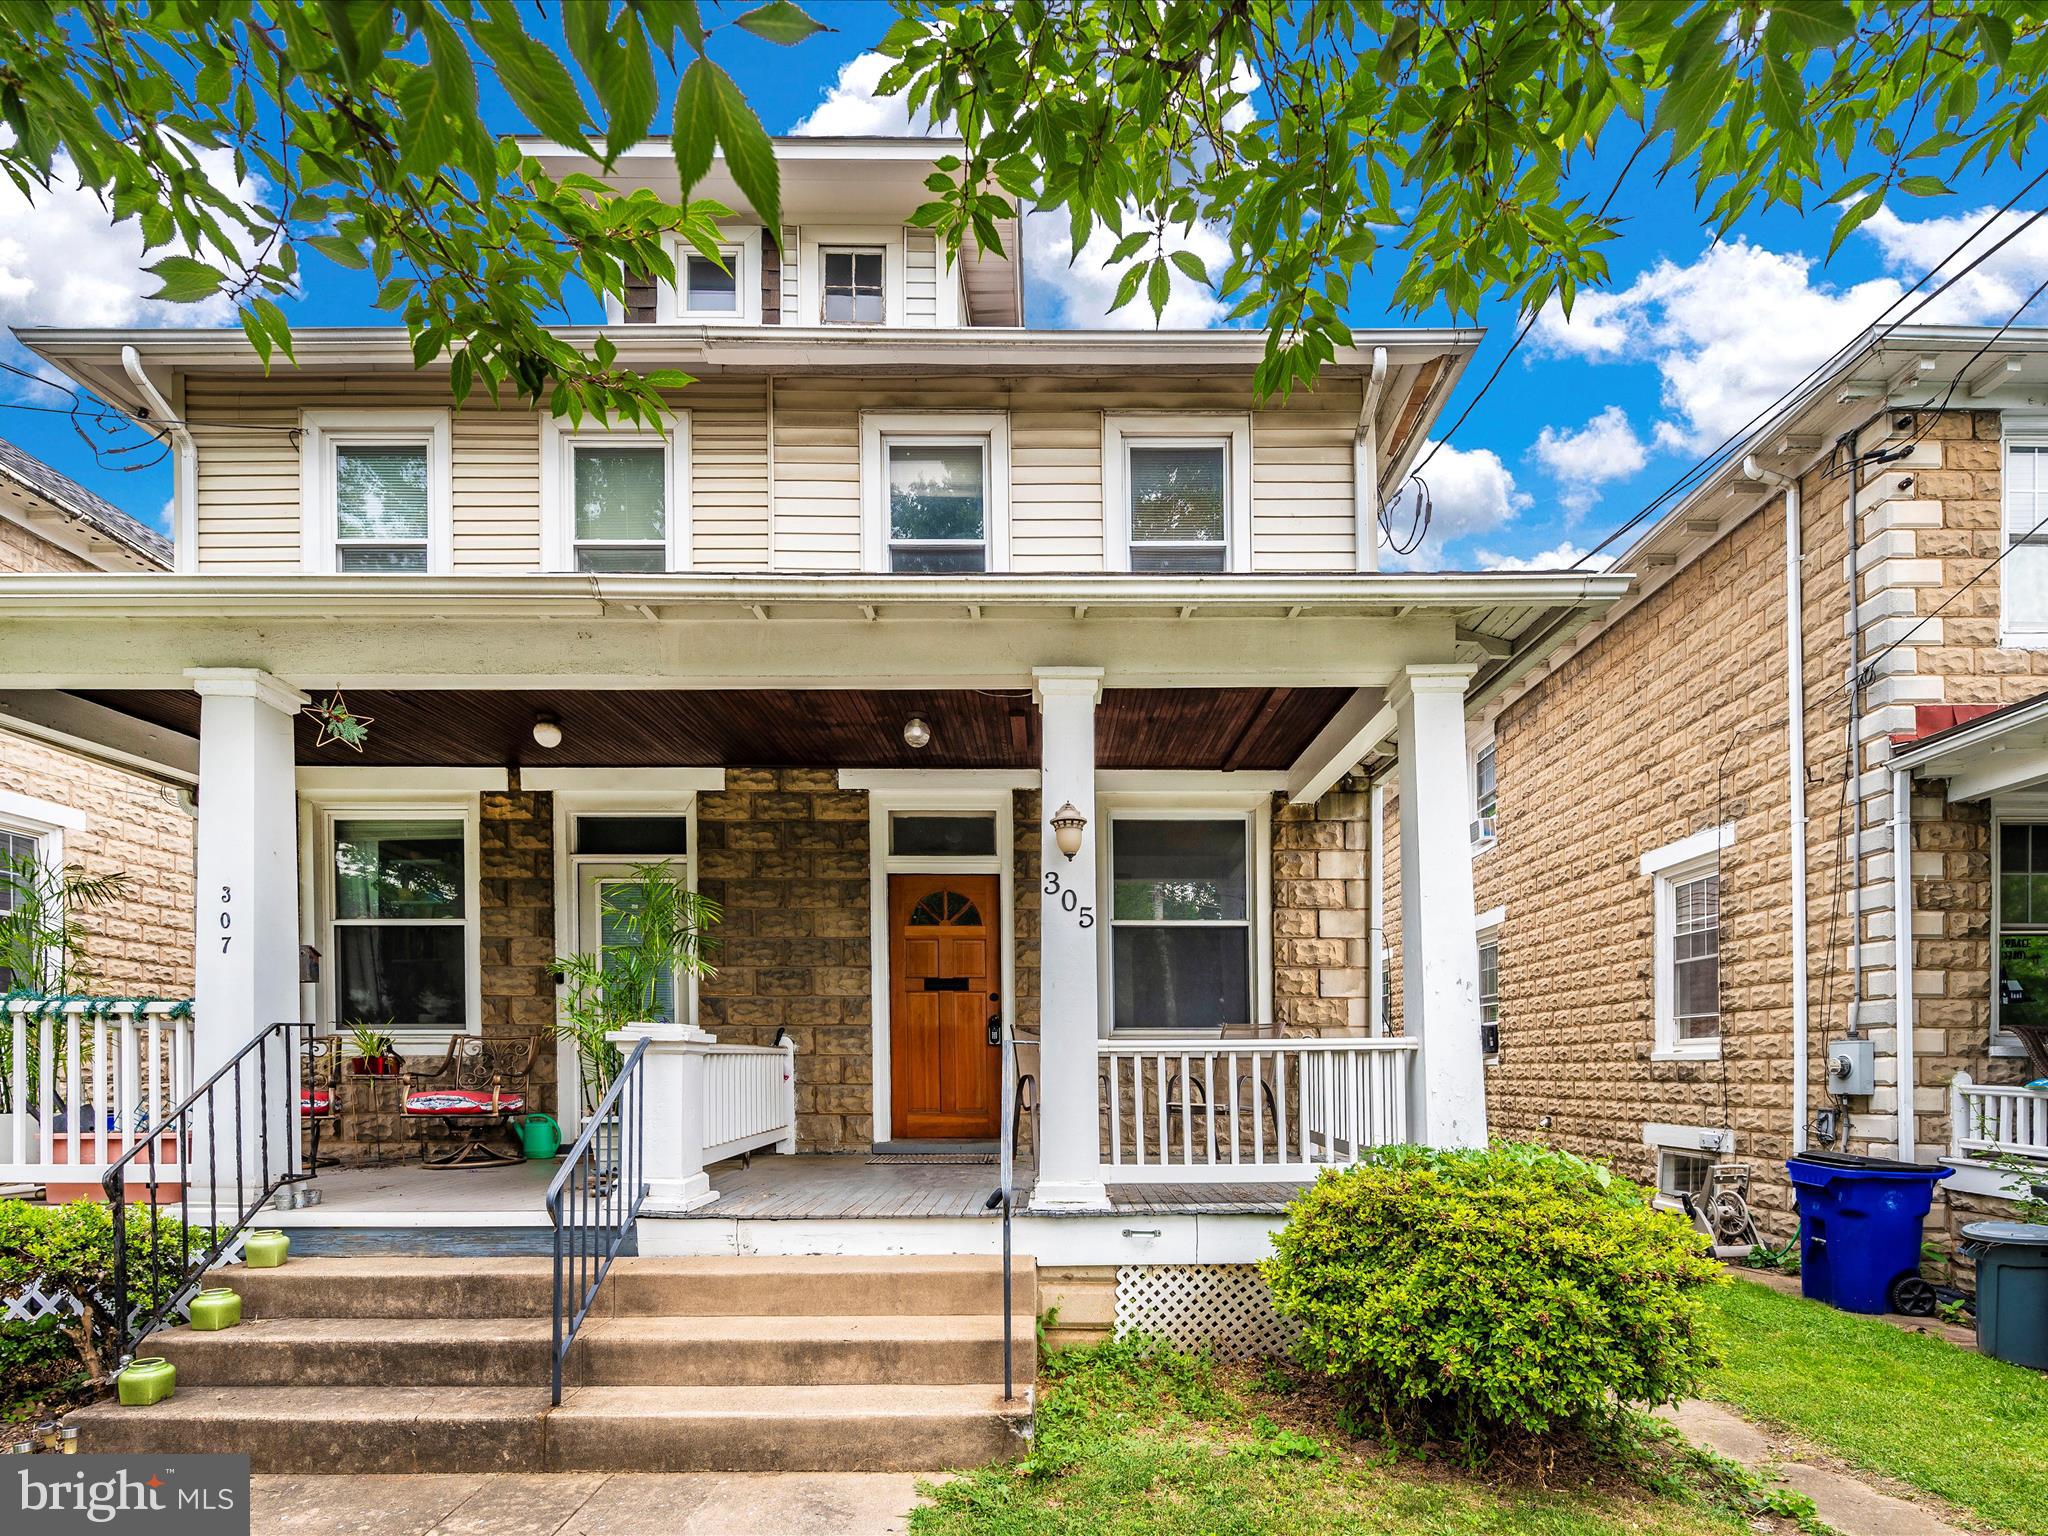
[75, 686, 1350, 772]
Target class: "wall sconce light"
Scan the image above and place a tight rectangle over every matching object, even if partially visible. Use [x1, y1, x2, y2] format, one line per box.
[902, 715, 932, 750]
[531, 713, 563, 750]
[1050, 801, 1087, 860]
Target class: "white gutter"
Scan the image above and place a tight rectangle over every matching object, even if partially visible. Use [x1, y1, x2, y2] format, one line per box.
[123, 345, 196, 575]
[1745, 453, 1813, 1156]
[1892, 764, 1917, 1160]
[1355, 346, 1389, 573]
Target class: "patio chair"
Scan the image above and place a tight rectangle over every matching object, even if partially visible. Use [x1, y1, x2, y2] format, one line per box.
[1158, 1023, 1286, 1159]
[1011, 1033, 1040, 1158]
[401, 1035, 536, 1168]
[300, 1034, 339, 1174]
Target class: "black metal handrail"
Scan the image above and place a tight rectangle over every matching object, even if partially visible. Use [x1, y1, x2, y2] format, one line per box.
[986, 1002, 1019, 1402]
[547, 1035, 649, 1406]
[103, 1021, 313, 1362]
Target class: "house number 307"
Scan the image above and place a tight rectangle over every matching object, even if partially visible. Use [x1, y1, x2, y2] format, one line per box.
[218, 885, 232, 952]
[1041, 870, 1095, 928]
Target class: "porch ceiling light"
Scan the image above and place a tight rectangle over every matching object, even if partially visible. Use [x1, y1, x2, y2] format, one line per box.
[902, 715, 932, 750]
[1050, 801, 1087, 860]
[531, 713, 564, 750]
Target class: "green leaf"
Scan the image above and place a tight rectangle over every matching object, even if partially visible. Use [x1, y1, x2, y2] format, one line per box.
[707, 58, 781, 230]
[733, 1, 830, 47]
[1145, 257, 1170, 319]
[146, 255, 225, 303]
[1898, 175, 1951, 198]
[304, 232, 368, 269]
[1169, 249, 1211, 287]
[468, 0, 596, 156]
[1107, 261, 1144, 314]
[672, 56, 718, 193]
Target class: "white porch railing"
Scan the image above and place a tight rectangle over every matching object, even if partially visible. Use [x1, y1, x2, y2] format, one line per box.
[2, 998, 196, 1188]
[1951, 1070, 2048, 1161]
[701, 1039, 799, 1163]
[1098, 1035, 1418, 1183]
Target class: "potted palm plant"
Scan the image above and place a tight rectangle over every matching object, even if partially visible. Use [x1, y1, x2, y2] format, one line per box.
[552, 864, 720, 1123]
[0, 851, 132, 1148]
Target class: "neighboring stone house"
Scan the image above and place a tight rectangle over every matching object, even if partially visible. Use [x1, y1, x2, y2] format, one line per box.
[1428, 327, 2048, 1261]
[0, 437, 193, 997]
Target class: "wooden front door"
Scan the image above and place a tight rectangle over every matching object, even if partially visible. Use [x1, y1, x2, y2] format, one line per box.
[888, 872, 1001, 1140]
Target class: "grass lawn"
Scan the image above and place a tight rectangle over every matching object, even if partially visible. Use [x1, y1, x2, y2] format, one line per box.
[913, 1338, 1802, 1536]
[1706, 1278, 2048, 1535]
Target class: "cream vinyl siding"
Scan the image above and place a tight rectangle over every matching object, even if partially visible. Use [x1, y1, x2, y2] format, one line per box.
[904, 229, 939, 326]
[186, 371, 1364, 573]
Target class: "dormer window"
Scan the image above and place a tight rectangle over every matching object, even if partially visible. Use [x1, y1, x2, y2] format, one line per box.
[823, 247, 884, 323]
[680, 248, 740, 317]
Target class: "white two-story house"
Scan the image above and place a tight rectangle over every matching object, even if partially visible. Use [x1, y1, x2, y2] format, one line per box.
[1, 136, 1630, 1289]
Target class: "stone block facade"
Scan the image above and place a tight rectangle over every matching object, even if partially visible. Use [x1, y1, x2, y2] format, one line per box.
[1272, 778, 1374, 1034]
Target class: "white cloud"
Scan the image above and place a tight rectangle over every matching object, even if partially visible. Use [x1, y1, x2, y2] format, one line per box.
[1478, 540, 1613, 572]
[0, 145, 258, 337]
[1024, 209, 1231, 330]
[789, 52, 943, 136]
[1380, 440, 1532, 570]
[1529, 405, 1648, 513]
[1529, 209, 2048, 458]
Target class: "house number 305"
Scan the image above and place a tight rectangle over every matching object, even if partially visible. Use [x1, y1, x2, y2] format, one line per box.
[1040, 869, 1095, 928]
[218, 885, 232, 952]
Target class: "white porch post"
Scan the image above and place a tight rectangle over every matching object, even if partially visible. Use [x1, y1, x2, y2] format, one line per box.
[1393, 663, 1487, 1148]
[189, 668, 305, 1185]
[1031, 667, 1109, 1210]
[610, 1022, 718, 1213]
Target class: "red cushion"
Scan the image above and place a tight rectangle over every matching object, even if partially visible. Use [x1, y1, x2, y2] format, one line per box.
[300, 1089, 332, 1114]
[404, 1088, 525, 1116]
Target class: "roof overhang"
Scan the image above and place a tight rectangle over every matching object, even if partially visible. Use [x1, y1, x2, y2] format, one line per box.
[1892, 689, 2048, 800]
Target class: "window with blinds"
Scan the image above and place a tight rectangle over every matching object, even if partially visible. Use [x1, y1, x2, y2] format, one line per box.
[1670, 872, 1721, 1043]
[334, 445, 431, 572]
[2003, 439, 2048, 638]
[573, 445, 668, 571]
[1127, 441, 1229, 570]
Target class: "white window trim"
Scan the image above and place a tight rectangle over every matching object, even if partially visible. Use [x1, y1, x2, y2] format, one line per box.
[1475, 909, 1502, 1064]
[2000, 415, 2048, 648]
[1470, 734, 1498, 852]
[806, 229, 902, 326]
[1649, 837, 1727, 1060]
[1992, 795, 2048, 1053]
[859, 412, 1011, 574]
[301, 795, 483, 1046]
[550, 789, 703, 1133]
[599, 228, 765, 326]
[1103, 413, 1254, 574]
[1094, 789, 1273, 1038]
[538, 410, 691, 574]
[299, 408, 452, 575]
[0, 792, 81, 989]
[863, 781, 1016, 1145]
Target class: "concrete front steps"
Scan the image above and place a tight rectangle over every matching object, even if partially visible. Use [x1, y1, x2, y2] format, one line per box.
[72, 1255, 1035, 1473]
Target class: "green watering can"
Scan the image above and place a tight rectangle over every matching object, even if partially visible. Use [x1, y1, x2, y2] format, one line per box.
[516, 1113, 562, 1159]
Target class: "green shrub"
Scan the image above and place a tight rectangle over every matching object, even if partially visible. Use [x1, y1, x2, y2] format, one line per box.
[0, 1200, 223, 1383]
[1262, 1143, 1724, 1460]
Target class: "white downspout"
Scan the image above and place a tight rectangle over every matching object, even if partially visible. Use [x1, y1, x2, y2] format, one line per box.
[1355, 346, 1389, 572]
[123, 346, 197, 574]
[1745, 454, 1812, 1156]
[1891, 765, 1917, 1161]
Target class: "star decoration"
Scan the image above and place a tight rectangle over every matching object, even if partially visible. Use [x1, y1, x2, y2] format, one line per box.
[309, 691, 374, 752]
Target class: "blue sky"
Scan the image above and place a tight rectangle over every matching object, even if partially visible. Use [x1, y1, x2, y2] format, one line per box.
[3, 2, 2044, 569]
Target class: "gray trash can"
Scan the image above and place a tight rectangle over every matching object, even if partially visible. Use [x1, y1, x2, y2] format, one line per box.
[1960, 1220, 2048, 1369]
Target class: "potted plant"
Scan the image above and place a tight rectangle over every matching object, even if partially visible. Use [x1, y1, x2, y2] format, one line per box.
[344, 1020, 400, 1075]
[552, 864, 720, 1122]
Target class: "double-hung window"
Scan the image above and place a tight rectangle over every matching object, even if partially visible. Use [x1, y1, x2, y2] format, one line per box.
[1996, 819, 2048, 1046]
[329, 816, 472, 1033]
[1644, 826, 1730, 1058]
[1478, 935, 1500, 1054]
[541, 417, 686, 574]
[1105, 416, 1252, 572]
[822, 247, 885, 323]
[861, 414, 1009, 573]
[303, 410, 450, 574]
[2003, 432, 2048, 642]
[1472, 741, 1498, 847]
[1108, 816, 1253, 1031]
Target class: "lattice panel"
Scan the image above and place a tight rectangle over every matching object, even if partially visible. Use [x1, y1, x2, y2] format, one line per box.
[3, 1232, 244, 1331]
[1115, 1264, 1300, 1360]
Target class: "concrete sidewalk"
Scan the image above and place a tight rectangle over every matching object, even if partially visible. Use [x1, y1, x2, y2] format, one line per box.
[253, 1471, 933, 1535]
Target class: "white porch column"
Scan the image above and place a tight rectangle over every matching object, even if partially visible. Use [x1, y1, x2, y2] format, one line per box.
[608, 1022, 719, 1214]
[189, 668, 305, 1189]
[1393, 663, 1487, 1148]
[1031, 667, 1109, 1210]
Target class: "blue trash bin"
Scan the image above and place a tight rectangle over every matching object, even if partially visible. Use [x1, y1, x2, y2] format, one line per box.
[1785, 1152, 1953, 1315]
